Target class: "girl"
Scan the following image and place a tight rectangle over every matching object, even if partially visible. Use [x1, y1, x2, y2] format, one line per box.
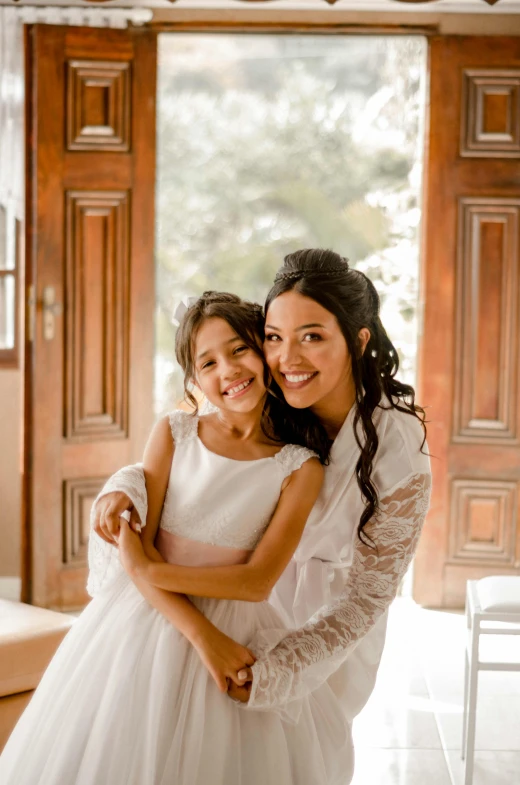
[93, 249, 432, 783]
[0, 292, 349, 785]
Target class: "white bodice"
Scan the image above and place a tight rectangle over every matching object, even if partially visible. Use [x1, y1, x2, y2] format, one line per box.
[159, 411, 316, 551]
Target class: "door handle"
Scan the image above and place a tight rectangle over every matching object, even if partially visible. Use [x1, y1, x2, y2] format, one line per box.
[42, 286, 63, 341]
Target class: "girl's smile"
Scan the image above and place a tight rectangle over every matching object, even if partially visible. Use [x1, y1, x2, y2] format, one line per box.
[222, 377, 255, 398]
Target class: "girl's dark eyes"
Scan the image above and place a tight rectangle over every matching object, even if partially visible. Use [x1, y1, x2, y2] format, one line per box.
[200, 346, 247, 369]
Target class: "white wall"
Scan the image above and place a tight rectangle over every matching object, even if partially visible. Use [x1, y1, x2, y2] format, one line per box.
[0, 371, 21, 578]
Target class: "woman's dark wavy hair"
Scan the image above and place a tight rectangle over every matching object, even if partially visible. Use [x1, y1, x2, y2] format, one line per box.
[175, 291, 330, 463]
[265, 249, 427, 547]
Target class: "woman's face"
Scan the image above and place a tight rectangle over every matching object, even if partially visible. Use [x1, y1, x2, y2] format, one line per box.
[264, 290, 355, 413]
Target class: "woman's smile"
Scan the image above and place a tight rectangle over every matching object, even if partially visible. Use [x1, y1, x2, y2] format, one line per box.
[280, 371, 318, 389]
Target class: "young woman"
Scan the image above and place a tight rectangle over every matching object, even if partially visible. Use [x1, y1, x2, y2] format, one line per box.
[0, 292, 349, 785]
[93, 249, 432, 783]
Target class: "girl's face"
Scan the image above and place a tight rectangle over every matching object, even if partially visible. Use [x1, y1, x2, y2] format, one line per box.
[193, 317, 266, 414]
[264, 290, 355, 413]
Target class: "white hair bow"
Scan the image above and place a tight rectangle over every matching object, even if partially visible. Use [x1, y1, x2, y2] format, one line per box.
[172, 295, 199, 327]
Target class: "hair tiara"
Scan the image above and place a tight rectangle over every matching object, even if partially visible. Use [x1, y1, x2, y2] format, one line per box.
[274, 263, 349, 284]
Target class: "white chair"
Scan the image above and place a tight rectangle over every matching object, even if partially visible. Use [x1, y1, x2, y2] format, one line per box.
[462, 577, 520, 785]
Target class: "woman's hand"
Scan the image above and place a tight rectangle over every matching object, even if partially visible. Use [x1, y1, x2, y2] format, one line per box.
[93, 491, 141, 545]
[192, 625, 256, 695]
[118, 519, 149, 577]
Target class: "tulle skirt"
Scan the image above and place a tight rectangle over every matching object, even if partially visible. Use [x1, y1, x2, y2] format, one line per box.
[0, 574, 352, 785]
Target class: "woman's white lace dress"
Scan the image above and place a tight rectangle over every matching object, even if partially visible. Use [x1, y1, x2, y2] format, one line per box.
[0, 412, 351, 785]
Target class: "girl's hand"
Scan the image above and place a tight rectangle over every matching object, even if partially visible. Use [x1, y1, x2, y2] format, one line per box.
[118, 519, 149, 577]
[227, 681, 252, 704]
[93, 492, 141, 545]
[192, 625, 256, 694]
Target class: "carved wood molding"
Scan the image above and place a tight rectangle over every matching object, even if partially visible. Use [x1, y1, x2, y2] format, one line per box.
[461, 69, 520, 158]
[448, 478, 517, 565]
[154, 0, 502, 4]
[67, 60, 131, 151]
[156, 0, 503, 5]
[63, 477, 106, 565]
[3, 0, 514, 14]
[453, 198, 519, 444]
[64, 191, 131, 442]
[159, 0, 504, 4]
[14, 7, 152, 29]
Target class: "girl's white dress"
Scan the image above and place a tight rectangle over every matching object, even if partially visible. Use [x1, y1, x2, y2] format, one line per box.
[0, 412, 350, 785]
[52, 399, 432, 785]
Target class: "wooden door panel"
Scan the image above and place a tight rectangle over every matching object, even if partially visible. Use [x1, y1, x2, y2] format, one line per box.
[414, 37, 520, 608]
[454, 199, 519, 442]
[64, 189, 130, 440]
[66, 58, 132, 152]
[461, 69, 520, 159]
[25, 25, 156, 609]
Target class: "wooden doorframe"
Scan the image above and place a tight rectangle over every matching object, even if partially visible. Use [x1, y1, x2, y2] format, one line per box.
[413, 36, 520, 608]
[147, 19, 436, 35]
[21, 22, 34, 602]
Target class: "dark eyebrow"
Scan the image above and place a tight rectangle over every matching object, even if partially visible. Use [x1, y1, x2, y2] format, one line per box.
[265, 323, 325, 332]
[196, 336, 241, 361]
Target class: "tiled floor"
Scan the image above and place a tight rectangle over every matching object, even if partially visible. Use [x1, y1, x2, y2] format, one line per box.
[351, 599, 520, 785]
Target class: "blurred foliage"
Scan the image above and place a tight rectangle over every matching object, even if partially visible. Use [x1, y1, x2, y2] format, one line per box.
[156, 35, 426, 411]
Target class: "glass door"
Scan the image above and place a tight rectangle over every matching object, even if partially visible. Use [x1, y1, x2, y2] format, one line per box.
[155, 34, 427, 415]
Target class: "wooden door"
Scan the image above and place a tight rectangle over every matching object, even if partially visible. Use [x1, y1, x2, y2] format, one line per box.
[414, 37, 520, 608]
[23, 24, 156, 609]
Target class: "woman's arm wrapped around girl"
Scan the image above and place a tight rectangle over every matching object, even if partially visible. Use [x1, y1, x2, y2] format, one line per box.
[243, 471, 431, 712]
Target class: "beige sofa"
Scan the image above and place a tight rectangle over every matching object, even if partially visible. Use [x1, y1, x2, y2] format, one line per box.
[0, 599, 75, 752]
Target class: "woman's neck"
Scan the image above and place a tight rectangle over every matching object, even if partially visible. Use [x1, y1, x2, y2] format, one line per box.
[310, 386, 356, 440]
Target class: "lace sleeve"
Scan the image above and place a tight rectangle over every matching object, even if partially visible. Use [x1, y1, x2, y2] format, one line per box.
[245, 471, 432, 714]
[86, 463, 148, 597]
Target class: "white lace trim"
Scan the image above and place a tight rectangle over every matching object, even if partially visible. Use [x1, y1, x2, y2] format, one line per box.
[168, 409, 198, 445]
[159, 498, 272, 550]
[243, 471, 432, 714]
[272, 444, 317, 481]
[87, 464, 147, 598]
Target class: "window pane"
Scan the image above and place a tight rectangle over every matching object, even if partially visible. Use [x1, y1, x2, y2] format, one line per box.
[0, 206, 8, 271]
[156, 35, 426, 415]
[0, 206, 16, 271]
[0, 273, 15, 349]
